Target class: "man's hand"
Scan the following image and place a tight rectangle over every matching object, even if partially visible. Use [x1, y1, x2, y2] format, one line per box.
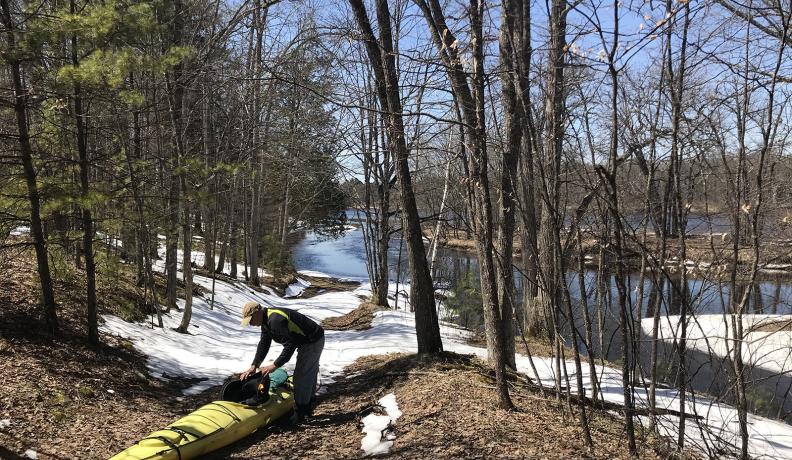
[259, 363, 278, 376]
[240, 365, 256, 381]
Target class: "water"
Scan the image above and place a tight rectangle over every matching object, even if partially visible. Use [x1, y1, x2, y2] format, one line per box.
[291, 225, 409, 281]
[290, 223, 792, 423]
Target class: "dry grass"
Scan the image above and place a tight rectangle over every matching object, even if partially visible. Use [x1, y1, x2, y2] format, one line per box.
[321, 302, 382, 331]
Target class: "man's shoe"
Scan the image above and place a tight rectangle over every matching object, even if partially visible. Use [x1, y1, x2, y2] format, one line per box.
[289, 407, 306, 425]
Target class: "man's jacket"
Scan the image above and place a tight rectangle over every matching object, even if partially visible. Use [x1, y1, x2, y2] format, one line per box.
[252, 307, 324, 368]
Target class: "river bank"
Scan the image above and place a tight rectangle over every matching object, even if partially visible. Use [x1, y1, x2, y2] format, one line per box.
[423, 228, 792, 276]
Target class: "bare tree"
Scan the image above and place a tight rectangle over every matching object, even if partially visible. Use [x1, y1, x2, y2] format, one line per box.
[348, 0, 443, 352]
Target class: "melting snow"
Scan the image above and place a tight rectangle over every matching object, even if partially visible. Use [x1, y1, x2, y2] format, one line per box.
[285, 278, 310, 298]
[361, 393, 402, 455]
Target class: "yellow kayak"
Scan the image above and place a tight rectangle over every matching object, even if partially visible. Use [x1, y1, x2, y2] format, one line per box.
[110, 381, 294, 460]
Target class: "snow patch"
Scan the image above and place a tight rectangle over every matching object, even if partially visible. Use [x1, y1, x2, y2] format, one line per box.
[765, 264, 792, 270]
[24, 450, 38, 459]
[0, 418, 10, 429]
[642, 314, 792, 376]
[361, 393, 402, 456]
[297, 270, 331, 278]
[96, 231, 123, 248]
[285, 278, 310, 298]
[10, 226, 29, 236]
[379, 393, 402, 420]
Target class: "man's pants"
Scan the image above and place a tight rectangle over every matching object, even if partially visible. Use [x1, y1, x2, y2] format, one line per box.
[294, 335, 324, 411]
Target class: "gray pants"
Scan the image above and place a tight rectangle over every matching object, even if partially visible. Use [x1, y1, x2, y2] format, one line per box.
[293, 335, 324, 409]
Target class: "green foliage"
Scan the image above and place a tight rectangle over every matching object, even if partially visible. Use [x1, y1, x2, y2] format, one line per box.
[77, 386, 95, 398]
[46, 245, 81, 285]
[25, 0, 161, 46]
[156, 46, 194, 72]
[119, 90, 145, 108]
[116, 297, 147, 323]
[96, 246, 122, 281]
[260, 235, 294, 278]
[57, 49, 140, 88]
[25, 0, 189, 94]
[444, 269, 483, 330]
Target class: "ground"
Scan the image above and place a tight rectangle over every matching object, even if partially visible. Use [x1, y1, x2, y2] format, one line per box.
[1, 245, 681, 459]
[201, 352, 676, 460]
[0, 246, 207, 460]
[321, 302, 381, 331]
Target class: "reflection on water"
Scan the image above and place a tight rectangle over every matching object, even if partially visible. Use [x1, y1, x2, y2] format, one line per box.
[291, 224, 792, 423]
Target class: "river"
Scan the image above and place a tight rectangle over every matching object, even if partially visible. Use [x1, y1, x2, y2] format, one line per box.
[291, 223, 792, 424]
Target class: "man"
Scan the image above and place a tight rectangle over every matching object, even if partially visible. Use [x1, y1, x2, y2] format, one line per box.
[239, 301, 325, 423]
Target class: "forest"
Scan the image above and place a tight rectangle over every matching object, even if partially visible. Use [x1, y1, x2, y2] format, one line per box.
[2, 0, 792, 458]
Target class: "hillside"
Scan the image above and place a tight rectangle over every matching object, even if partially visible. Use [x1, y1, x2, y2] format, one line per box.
[0, 245, 677, 459]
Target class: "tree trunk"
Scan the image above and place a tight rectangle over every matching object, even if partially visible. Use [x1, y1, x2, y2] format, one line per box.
[70, 3, 98, 345]
[412, 0, 513, 408]
[215, 219, 229, 274]
[169, 0, 193, 333]
[536, 0, 567, 349]
[495, 0, 521, 369]
[349, 0, 443, 353]
[1, 0, 59, 336]
[230, 206, 239, 278]
[165, 177, 179, 311]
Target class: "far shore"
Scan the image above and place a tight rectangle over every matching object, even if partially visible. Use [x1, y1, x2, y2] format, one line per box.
[422, 227, 792, 277]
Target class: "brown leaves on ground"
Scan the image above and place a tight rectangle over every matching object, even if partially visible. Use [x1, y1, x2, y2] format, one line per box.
[748, 318, 792, 333]
[322, 302, 381, 331]
[204, 353, 675, 460]
[242, 272, 360, 298]
[0, 247, 210, 459]
[298, 275, 361, 299]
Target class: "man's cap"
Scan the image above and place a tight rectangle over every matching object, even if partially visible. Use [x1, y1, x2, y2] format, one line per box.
[240, 301, 262, 326]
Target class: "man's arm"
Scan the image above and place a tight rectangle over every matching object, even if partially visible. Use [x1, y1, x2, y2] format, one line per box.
[252, 326, 272, 368]
[273, 342, 298, 368]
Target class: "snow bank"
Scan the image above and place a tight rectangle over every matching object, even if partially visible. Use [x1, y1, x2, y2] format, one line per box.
[641, 314, 792, 376]
[297, 270, 332, 278]
[360, 393, 402, 456]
